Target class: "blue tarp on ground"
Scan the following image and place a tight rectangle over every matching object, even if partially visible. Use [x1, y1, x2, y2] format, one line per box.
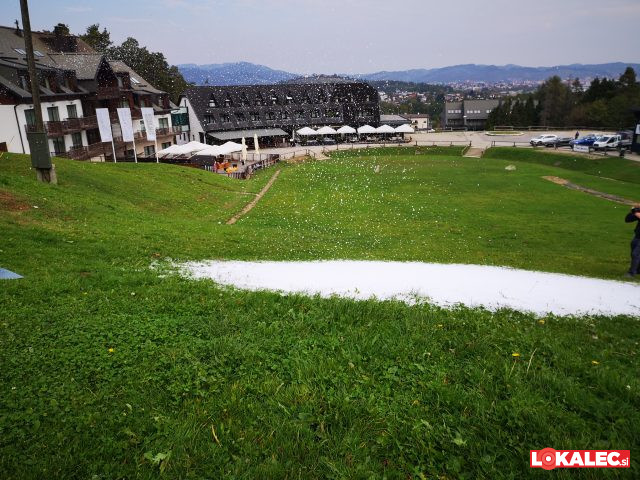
[0, 268, 22, 279]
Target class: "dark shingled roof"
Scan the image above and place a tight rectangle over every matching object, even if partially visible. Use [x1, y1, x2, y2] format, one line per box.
[183, 82, 380, 133]
[109, 60, 164, 94]
[47, 54, 105, 80]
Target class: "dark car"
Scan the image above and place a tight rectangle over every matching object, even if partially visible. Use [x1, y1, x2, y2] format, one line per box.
[569, 134, 601, 147]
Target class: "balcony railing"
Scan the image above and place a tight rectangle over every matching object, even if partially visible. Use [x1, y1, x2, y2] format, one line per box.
[156, 126, 181, 136]
[52, 142, 107, 161]
[25, 115, 99, 136]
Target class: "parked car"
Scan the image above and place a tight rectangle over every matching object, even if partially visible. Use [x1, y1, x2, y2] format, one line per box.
[552, 137, 573, 147]
[593, 134, 631, 151]
[569, 134, 601, 147]
[530, 134, 558, 146]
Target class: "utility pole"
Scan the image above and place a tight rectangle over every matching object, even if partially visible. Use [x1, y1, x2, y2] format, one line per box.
[19, 0, 56, 184]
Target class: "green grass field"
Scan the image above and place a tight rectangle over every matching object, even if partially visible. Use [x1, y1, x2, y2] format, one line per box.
[1, 148, 639, 479]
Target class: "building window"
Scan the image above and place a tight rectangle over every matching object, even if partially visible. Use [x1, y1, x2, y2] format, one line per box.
[52, 136, 65, 154]
[285, 93, 293, 105]
[282, 110, 290, 119]
[119, 98, 129, 108]
[310, 109, 320, 118]
[14, 48, 26, 55]
[254, 94, 264, 106]
[158, 117, 169, 128]
[71, 132, 82, 149]
[221, 114, 230, 123]
[208, 96, 217, 107]
[266, 111, 276, 120]
[295, 110, 305, 119]
[24, 108, 36, 126]
[236, 112, 246, 122]
[204, 115, 214, 124]
[224, 96, 233, 107]
[270, 92, 278, 105]
[144, 145, 156, 156]
[162, 142, 171, 149]
[67, 104, 78, 118]
[47, 106, 60, 121]
[240, 93, 250, 106]
[250, 112, 260, 121]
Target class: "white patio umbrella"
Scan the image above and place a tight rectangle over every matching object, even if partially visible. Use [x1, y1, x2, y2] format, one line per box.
[316, 126, 337, 135]
[215, 141, 243, 155]
[156, 144, 183, 156]
[253, 133, 260, 155]
[296, 126, 317, 136]
[197, 145, 224, 156]
[376, 124, 396, 134]
[357, 125, 376, 135]
[158, 141, 209, 156]
[394, 124, 415, 133]
[336, 125, 356, 134]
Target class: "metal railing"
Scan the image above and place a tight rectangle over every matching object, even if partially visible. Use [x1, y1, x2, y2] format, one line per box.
[25, 115, 99, 136]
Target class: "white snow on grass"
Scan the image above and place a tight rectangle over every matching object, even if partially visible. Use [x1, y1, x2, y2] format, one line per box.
[178, 260, 640, 317]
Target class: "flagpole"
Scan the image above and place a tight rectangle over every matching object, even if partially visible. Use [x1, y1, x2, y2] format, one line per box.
[109, 121, 117, 163]
[132, 137, 138, 163]
[154, 139, 159, 163]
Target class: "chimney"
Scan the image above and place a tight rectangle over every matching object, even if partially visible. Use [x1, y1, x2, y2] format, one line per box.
[14, 19, 22, 37]
[53, 23, 77, 53]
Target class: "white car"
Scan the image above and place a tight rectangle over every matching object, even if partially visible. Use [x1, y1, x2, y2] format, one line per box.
[530, 134, 558, 146]
[592, 134, 630, 151]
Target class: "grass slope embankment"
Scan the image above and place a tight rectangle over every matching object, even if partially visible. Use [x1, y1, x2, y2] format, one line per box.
[0, 151, 638, 479]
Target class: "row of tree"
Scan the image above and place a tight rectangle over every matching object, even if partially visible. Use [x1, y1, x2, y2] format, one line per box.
[78, 24, 190, 103]
[487, 68, 640, 130]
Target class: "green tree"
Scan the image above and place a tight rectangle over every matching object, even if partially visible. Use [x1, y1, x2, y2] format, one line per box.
[80, 24, 112, 53]
[107, 37, 191, 103]
[537, 76, 574, 127]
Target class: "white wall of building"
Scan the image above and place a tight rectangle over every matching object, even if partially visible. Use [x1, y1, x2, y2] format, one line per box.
[0, 105, 26, 153]
[1, 98, 85, 154]
[180, 97, 202, 143]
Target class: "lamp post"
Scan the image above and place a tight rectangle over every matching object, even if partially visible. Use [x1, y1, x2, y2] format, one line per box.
[20, 0, 56, 183]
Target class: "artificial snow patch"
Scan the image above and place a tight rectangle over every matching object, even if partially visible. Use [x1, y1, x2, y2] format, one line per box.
[177, 260, 640, 317]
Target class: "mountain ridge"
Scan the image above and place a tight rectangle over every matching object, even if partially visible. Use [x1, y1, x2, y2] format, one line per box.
[177, 62, 640, 86]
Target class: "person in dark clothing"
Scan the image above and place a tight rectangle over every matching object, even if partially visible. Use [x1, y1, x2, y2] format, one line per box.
[575, 131, 580, 140]
[625, 207, 640, 277]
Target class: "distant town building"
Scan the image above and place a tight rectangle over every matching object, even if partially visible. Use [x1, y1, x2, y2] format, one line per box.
[180, 81, 380, 145]
[402, 114, 430, 131]
[442, 99, 501, 130]
[379, 114, 409, 127]
[0, 23, 182, 160]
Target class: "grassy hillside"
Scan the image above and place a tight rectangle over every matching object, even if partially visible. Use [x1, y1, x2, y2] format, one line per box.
[1, 151, 639, 479]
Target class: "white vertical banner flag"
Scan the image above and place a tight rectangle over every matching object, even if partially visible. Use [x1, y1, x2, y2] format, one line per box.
[141, 107, 157, 141]
[117, 108, 134, 142]
[96, 108, 113, 142]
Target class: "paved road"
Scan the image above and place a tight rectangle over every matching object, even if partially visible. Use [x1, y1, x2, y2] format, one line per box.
[256, 130, 639, 162]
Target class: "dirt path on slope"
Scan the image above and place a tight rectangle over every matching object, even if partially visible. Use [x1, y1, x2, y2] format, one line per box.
[226, 169, 281, 225]
[542, 176, 639, 206]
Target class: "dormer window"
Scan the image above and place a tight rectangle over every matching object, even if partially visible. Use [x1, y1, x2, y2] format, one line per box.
[269, 92, 278, 105]
[224, 96, 233, 107]
[240, 93, 250, 106]
[34, 50, 44, 57]
[254, 94, 264, 106]
[208, 96, 218, 107]
[131, 77, 141, 85]
[14, 48, 26, 55]
[285, 94, 293, 105]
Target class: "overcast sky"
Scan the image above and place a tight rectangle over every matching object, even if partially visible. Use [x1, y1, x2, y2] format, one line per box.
[3, 0, 640, 74]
